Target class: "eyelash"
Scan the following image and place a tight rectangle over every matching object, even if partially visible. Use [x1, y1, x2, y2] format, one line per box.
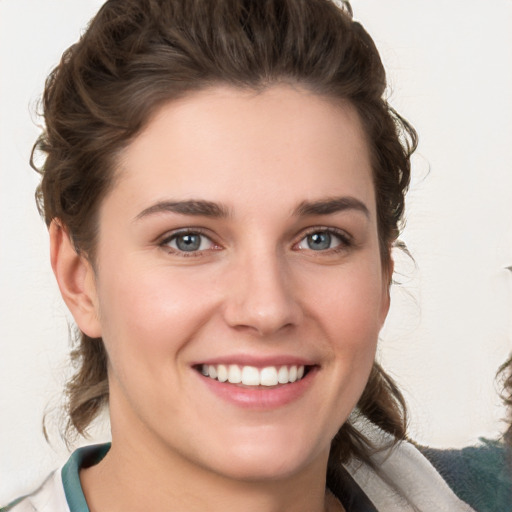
[293, 227, 353, 254]
[159, 228, 219, 257]
[158, 227, 353, 256]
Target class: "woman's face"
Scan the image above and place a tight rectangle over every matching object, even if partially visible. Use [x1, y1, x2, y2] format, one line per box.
[82, 85, 390, 480]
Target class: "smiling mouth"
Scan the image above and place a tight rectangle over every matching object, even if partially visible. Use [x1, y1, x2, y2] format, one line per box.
[196, 364, 312, 387]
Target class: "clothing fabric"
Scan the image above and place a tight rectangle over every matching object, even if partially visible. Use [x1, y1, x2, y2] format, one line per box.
[3, 437, 507, 512]
[343, 439, 475, 511]
[1, 444, 109, 512]
[421, 439, 512, 512]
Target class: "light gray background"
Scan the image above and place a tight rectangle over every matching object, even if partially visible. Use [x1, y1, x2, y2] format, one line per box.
[1, 0, 511, 503]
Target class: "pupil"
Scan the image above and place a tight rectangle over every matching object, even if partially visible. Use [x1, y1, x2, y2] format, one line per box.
[308, 232, 330, 250]
[177, 234, 201, 251]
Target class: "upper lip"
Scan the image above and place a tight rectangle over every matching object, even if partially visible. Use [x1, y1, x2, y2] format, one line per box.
[191, 354, 317, 368]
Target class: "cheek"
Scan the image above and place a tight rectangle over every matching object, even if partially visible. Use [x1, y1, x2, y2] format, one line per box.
[306, 262, 386, 344]
[295, 263, 386, 439]
[94, 259, 215, 372]
[301, 261, 386, 392]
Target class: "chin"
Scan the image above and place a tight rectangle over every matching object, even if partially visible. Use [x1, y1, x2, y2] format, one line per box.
[214, 452, 313, 482]
[198, 428, 329, 482]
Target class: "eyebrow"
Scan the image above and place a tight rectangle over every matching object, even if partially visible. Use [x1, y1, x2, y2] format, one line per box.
[135, 200, 230, 221]
[134, 196, 369, 222]
[294, 196, 370, 218]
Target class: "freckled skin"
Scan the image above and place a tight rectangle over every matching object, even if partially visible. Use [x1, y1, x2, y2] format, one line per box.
[69, 85, 389, 512]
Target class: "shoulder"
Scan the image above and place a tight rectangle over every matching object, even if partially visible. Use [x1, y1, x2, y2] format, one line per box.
[421, 439, 512, 512]
[0, 496, 34, 512]
[2, 443, 110, 512]
[341, 437, 475, 511]
[0, 471, 69, 512]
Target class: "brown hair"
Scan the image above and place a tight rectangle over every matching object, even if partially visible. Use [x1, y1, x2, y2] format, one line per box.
[499, 355, 512, 446]
[33, 0, 416, 471]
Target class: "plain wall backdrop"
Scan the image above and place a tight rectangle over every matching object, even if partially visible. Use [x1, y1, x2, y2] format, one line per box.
[1, 0, 511, 504]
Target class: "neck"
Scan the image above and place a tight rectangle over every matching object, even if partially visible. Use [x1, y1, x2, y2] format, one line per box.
[80, 432, 335, 512]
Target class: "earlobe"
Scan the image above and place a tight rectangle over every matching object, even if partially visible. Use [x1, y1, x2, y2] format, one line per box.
[49, 220, 102, 338]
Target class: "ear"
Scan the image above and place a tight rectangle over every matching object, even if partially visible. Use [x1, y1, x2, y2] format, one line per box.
[49, 220, 102, 338]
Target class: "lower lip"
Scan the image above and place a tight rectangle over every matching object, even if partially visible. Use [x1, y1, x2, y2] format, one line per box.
[196, 368, 317, 409]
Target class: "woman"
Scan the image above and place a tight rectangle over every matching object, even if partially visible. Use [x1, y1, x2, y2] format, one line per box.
[1, 1, 475, 510]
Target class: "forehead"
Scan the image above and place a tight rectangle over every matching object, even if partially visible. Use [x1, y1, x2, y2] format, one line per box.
[111, 85, 375, 217]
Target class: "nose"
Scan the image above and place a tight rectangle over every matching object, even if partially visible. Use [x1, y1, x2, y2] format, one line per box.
[222, 250, 303, 336]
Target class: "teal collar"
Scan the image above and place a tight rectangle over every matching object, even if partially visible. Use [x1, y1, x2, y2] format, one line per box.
[61, 443, 111, 512]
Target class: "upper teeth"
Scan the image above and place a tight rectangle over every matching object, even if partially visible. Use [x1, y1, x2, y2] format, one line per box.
[200, 364, 305, 386]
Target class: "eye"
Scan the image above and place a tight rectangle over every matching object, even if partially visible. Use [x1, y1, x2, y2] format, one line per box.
[161, 231, 217, 253]
[296, 229, 350, 252]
